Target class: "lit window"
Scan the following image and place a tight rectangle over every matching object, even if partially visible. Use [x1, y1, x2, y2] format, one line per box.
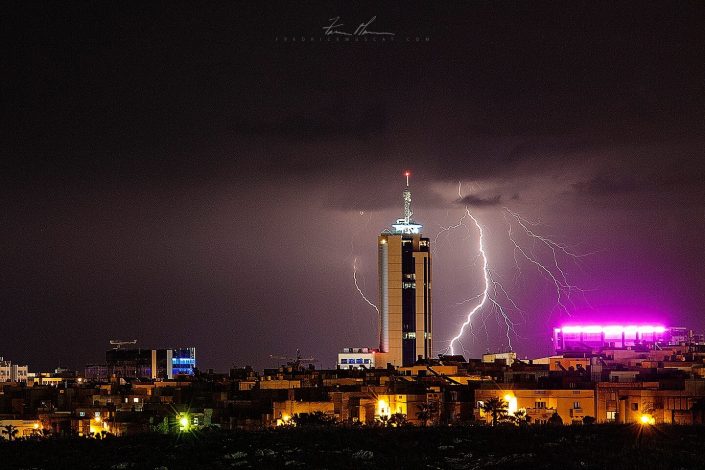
[356, 359, 363, 364]
[340, 359, 348, 364]
[133, 397, 139, 403]
[364, 359, 370, 364]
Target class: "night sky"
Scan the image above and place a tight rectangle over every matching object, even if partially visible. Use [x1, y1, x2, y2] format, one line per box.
[3, 2, 704, 372]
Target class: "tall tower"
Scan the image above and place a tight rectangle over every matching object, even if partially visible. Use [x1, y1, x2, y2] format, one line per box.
[378, 171, 432, 367]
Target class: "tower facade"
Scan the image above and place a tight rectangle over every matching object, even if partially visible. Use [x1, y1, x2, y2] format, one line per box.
[378, 173, 432, 367]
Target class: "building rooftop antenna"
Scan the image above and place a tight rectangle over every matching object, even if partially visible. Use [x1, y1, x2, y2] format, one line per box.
[392, 170, 423, 234]
[403, 170, 412, 224]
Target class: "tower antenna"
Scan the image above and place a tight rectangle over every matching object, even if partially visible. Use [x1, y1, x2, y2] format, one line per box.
[392, 170, 422, 234]
[403, 171, 412, 224]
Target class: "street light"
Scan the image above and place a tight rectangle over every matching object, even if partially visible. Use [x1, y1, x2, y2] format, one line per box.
[639, 414, 655, 425]
[179, 414, 190, 431]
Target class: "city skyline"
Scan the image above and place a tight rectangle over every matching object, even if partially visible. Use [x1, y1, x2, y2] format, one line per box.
[3, 2, 704, 372]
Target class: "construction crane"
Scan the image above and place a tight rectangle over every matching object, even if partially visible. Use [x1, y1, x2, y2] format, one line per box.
[109, 339, 137, 349]
[269, 349, 318, 370]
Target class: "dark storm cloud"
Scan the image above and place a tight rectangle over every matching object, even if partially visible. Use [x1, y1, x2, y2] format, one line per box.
[234, 104, 387, 140]
[571, 144, 705, 202]
[456, 194, 502, 207]
[572, 173, 642, 197]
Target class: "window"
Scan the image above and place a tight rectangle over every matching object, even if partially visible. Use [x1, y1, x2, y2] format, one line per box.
[133, 397, 139, 403]
[79, 411, 85, 417]
[356, 359, 363, 364]
[363, 359, 370, 364]
[535, 402, 546, 409]
[631, 403, 638, 411]
[573, 401, 581, 409]
[340, 359, 348, 364]
[606, 411, 616, 422]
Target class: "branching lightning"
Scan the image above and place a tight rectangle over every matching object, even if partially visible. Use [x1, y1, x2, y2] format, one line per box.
[447, 208, 492, 355]
[439, 182, 521, 356]
[443, 183, 588, 357]
[503, 207, 591, 315]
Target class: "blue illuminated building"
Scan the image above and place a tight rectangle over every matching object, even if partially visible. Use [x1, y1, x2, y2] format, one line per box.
[171, 347, 196, 376]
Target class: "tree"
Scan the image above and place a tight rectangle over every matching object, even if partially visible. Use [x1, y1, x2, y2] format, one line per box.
[582, 416, 596, 425]
[2, 425, 19, 441]
[548, 412, 563, 426]
[388, 413, 408, 427]
[690, 398, 705, 425]
[511, 409, 531, 426]
[416, 401, 440, 427]
[292, 411, 335, 427]
[480, 397, 508, 426]
[376, 415, 390, 427]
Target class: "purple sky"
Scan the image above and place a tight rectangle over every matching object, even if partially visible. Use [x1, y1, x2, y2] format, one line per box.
[3, 2, 704, 371]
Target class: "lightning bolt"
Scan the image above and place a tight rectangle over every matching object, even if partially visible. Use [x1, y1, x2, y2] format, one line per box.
[440, 182, 521, 355]
[447, 209, 490, 355]
[443, 181, 592, 357]
[353, 256, 380, 317]
[347, 211, 380, 342]
[503, 207, 591, 316]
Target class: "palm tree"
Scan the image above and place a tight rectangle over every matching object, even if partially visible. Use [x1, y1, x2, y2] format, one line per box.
[2, 424, 19, 441]
[416, 403, 431, 427]
[512, 409, 530, 426]
[480, 397, 508, 426]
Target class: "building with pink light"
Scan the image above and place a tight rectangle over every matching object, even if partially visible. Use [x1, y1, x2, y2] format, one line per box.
[552, 325, 689, 353]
